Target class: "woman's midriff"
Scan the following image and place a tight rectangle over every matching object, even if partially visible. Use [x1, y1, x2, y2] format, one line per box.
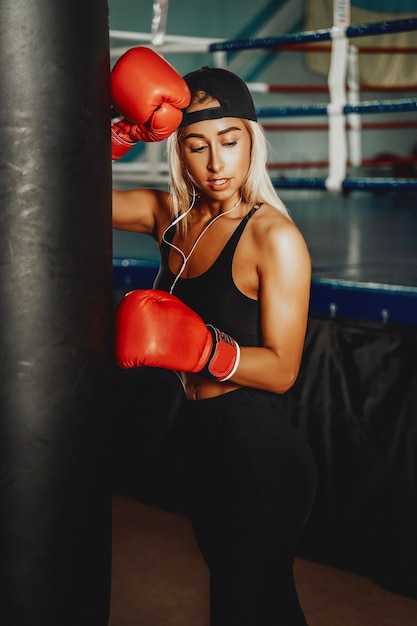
[182, 372, 242, 400]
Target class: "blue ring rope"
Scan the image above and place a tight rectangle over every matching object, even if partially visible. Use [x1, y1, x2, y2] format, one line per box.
[271, 178, 417, 191]
[256, 98, 417, 118]
[209, 18, 417, 52]
[257, 99, 417, 118]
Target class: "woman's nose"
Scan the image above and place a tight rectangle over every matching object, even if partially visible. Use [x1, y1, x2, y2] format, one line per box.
[208, 149, 223, 172]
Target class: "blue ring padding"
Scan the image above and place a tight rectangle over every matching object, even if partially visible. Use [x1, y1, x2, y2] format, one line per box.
[272, 178, 327, 189]
[342, 178, 417, 190]
[209, 17, 417, 52]
[113, 258, 160, 290]
[112, 258, 417, 327]
[270, 178, 417, 190]
[310, 278, 417, 327]
[257, 99, 417, 118]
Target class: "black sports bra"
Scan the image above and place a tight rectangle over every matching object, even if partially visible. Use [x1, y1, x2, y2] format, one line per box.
[153, 204, 262, 346]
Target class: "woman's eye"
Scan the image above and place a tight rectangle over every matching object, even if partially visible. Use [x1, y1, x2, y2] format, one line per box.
[189, 145, 206, 153]
[224, 140, 237, 147]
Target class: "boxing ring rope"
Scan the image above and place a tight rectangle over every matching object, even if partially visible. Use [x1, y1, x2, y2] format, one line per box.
[208, 17, 417, 52]
[111, 12, 417, 192]
[257, 99, 417, 117]
[252, 84, 417, 93]
[262, 43, 417, 56]
[110, 32, 224, 57]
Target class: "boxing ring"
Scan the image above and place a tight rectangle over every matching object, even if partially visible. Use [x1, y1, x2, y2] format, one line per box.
[111, 2, 417, 604]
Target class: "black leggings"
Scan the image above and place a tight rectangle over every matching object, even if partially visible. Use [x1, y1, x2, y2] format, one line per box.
[182, 387, 316, 626]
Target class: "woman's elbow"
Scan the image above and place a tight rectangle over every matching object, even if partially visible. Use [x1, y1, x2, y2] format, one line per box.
[270, 368, 300, 394]
[267, 348, 302, 394]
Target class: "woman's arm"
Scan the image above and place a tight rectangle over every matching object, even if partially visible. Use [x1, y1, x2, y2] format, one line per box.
[232, 218, 311, 394]
[112, 187, 171, 240]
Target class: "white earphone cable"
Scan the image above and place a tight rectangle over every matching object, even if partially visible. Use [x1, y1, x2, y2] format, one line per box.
[162, 193, 242, 294]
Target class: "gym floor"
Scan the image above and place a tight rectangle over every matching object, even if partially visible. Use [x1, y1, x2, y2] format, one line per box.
[108, 494, 417, 626]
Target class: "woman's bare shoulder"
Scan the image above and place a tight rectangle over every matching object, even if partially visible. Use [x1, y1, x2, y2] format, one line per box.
[251, 204, 303, 244]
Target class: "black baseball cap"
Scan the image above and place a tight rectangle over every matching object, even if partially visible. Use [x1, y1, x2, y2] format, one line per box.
[180, 66, 257, 126]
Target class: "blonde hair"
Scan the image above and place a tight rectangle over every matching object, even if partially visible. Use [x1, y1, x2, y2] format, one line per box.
[166, 93, 290, 234]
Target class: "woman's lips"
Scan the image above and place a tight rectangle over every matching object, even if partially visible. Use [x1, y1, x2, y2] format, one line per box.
[208, 178, 229, 190]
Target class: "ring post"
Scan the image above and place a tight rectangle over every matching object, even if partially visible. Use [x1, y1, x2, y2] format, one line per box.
[326, 0, 350, 191]
[0, 0, 112, 624]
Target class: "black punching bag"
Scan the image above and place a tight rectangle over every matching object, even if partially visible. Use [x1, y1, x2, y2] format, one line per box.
[0, 1, 112, 625]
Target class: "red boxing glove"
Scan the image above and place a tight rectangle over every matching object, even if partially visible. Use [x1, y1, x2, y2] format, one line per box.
[111, 115, 162, 160]
[115, 289, 240, 383]
[111, 47, 190, 159]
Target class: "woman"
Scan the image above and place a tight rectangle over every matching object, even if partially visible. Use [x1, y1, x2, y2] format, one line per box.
[112, 49, 316, 625]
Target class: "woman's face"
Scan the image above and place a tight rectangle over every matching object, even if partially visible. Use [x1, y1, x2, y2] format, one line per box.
[179, 115, 252, 203]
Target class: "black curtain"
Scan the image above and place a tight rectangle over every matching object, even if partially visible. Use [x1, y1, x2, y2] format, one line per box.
[288, 316, 417, 600]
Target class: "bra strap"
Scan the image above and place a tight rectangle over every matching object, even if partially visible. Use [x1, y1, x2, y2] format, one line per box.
[246, 201, 263, 221]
